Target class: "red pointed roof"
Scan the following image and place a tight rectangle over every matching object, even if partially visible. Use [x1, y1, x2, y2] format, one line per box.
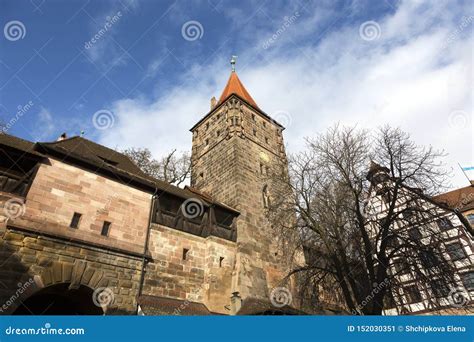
[218, 71, 259, 109]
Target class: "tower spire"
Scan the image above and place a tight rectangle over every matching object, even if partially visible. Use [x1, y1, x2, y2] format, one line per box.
[230, 55, 237, 72]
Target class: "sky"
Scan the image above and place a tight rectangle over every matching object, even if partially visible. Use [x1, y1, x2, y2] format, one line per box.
[0, 0, 472, 190]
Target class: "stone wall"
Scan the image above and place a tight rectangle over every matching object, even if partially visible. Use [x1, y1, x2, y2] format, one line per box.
[0, 224, 143, 314]
[143, 223, 236, 314]
[19, 158, 152, 254]
[191, 96, 292, 301]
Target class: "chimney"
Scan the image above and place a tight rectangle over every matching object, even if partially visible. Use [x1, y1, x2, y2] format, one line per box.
[57, 133, 67, 141]
[230, 291, 242, 315]
[210, 96, 217, 110]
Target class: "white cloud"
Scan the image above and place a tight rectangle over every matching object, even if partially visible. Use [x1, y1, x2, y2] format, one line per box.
[97, 0, 473, 189]
[35, 107, 56, 141]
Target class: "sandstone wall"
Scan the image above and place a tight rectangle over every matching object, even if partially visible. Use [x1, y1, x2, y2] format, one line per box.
[19, 158, 152, 254]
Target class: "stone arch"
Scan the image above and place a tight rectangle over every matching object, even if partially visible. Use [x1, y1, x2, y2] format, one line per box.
[5, 260, 115, 315]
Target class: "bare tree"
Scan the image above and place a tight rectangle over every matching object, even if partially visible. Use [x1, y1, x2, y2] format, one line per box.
[266, 125, 471, 315]
[123, 147, 191, 187]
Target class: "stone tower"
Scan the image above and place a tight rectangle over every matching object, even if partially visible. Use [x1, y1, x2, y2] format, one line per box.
[190, 66, 290, 302]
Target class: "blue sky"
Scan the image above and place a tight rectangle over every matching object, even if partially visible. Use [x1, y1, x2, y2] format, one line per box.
[0, 0, 472, 188]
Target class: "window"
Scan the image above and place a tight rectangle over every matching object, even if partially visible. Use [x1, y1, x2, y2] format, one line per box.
[404, 285, 422, 303]
[419, 249, 440, 268]
[263, 121, 266, 127]
[219, 256, 224, 267]
[408, 227, 422, 240]
[101, 221, 111, 236]
[262, 185, 270, 209]
[437, 217, 453, 230]
[461, 272, 474, 290]
[446, 242, 466, 261]
[206, 122, 209, 130]
[384, 291, 397, 309]
[216, 130, 220, 136]
[431, 279, 450, 298]
[265, 137, 269, 144]
[182, 248, 189, 260]
[253, 128, 257, 136]
[252, 114, 256, 121]
[386, 235, 399, 248]
[467, 214, 474, 225]
[393, 259, 409, 275]
[205, 139, 209, 146]
[69, 212, 82, 229]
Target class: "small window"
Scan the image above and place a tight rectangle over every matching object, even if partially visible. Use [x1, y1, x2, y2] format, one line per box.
[206, 122, 209, 130]
[461, 272, 474, 290]
[419, 249, 440, 268]
[216, 130, 220, 136]
[199, 172, 204, 178]
[265, 137, 269, 144]
[437, 217, 453, 230]
[466, 214, 474, 225]
[70, 212, 82, 229]
[101, 221, 111, 236]
[446, 242, 466, 261]
[219, 256, 224, 267]
[431, 279, 450, 298]
[404, 285, 422, 303]
[252, 114, 256, 121]
[253, 128, 257, 136]
[408, 227, 422, 240]
[205, 139, 209, 146]
[263, 121, 266, 127]
[183, 248, 189, 260]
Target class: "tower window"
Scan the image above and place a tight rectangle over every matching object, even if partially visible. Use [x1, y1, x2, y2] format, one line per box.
[262, 185, 270, 208]
[206, 122, 209, 130]
[253, 129, 257, 136]
[265, 137, 269, 144]
[216, 130, 220, 136]
[183, 248, 189, 260]
[219, 256, 224, 267]
[263, 121, 266, 127]
[101, 221, 111, 236]
[70, 212, 82, 229]
[205, 139, 209, 146]
[252, 114, 256, 121]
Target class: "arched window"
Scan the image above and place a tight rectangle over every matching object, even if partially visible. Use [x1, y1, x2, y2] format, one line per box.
[262, 185, 270, 208]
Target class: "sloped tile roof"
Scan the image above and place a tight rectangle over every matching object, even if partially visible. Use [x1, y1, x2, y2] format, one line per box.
[218, 71, 259, 109]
